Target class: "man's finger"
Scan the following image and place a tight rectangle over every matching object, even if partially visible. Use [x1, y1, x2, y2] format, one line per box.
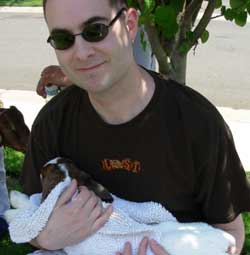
[36, 79, 47, 98]
[149, 239, 169, 255]
[115, 242, 132, 255]
[91, 204, 113, 233]
[88, 197, 103, 222]
[55, 179, 78, 208]
[138, 237, 148, 255]
[123, 242, 132, 255]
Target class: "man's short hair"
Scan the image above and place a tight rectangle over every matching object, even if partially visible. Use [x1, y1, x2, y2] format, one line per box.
[43, 0, 128, 14]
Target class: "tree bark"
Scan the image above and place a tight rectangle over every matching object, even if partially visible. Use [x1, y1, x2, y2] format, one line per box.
[169, 50, 187, 85]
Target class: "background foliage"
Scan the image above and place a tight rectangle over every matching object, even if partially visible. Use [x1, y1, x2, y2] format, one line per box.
[0, 0, 41, 6]
[126, 0, 250, 83]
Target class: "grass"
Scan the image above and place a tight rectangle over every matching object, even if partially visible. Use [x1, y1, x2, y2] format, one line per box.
[4, 147, 25, 178]
[0, 0, 41, 6]
[0, 149, 250, 254]
[0, 235, 34, 255]
[0, 148, 34, 255]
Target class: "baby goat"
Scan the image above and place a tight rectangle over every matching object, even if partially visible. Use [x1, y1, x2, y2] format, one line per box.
[40, 157, 113, 203]
[6, 157, 235, 255]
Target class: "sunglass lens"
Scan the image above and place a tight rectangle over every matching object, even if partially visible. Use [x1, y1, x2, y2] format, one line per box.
[50, 31, 75, 50]
[83, 24, 109, 42]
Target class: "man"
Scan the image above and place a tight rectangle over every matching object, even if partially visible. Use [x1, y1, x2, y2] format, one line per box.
[21, 0, 250, 254]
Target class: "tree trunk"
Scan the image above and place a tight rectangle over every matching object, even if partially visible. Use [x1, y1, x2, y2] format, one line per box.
[168, 51, 187, 85]
[143, 22, 188, 85]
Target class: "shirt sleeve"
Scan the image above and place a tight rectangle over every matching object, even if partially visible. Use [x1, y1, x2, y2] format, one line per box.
[20, 133, 43, 194]
[20, 117, 59, 195]
[195, 116, 250, 224]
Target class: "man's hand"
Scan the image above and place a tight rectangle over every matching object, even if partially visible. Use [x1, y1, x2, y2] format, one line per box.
[35, 179, 113, 250]
[37, 65, 72, 98]
[116, 238, 169, 255]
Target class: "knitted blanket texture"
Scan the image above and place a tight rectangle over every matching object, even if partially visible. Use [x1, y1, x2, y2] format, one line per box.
[6, 177, 235, 255]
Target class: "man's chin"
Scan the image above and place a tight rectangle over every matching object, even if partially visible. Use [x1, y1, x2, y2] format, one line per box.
[75, 76, 112, 94]
[76, 82, 109, 95]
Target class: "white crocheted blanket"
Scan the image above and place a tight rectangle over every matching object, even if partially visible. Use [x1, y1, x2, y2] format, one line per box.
[6, 177, 235, 255]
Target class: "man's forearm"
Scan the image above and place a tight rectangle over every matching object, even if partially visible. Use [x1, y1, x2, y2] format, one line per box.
[213, 214, 245, 254]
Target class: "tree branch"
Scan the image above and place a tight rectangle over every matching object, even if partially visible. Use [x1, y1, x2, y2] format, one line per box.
[184, 0, 204, 23]
[178, 0, 203, 49]
[211, 14, 224, 20]
[137, 0, 144, 10]
[144, 20, 172, 75]
[136, 0, 172, 75]
[190, 0, 216, 47]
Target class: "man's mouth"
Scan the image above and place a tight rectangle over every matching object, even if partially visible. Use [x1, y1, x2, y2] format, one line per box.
[76, 62, 105, 72]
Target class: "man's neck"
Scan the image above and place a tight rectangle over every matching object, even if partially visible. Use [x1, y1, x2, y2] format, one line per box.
[88, 65, 155, 125]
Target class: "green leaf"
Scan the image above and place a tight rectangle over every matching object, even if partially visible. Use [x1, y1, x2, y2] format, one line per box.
[139, 11, 155, 26]
[224, 8, 235, 20]
[230, 0, 245, 9]
[127, 0, 136, 8]
[139, 15, 145, 26]
[247, 2, 250, 15]
[215, 0, 222, 9]
[178, 41, 190, 55]
[170, 0, 185, 13]
[200, 30, 209, 43]
[221, 5, 226, 15]
[186, 31, 194, 41]
[140, 29, 147, 51]
[235, 11, 248, 26]
[148, 13, 155, 25]
[143, 0, 156, 14]
[155, 5, 179, 39]
[4, 147, 24, 177]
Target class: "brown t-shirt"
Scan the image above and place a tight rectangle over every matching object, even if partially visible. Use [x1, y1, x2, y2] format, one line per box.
[21, 70, 250, 224]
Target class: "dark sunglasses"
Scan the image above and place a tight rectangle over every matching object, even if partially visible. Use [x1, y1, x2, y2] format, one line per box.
[47, 8, 127, 50]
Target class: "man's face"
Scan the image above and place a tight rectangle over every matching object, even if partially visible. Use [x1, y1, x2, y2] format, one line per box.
[45, 0, 137, 95]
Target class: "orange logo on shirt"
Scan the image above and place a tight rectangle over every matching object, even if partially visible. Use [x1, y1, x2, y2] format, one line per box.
[101, 159, 141, 174]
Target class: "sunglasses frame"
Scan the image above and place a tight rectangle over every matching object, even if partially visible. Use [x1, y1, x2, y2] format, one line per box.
[47, 7, 127, 50]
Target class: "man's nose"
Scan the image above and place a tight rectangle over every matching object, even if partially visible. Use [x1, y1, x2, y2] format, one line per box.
[73, 35, 96, 61]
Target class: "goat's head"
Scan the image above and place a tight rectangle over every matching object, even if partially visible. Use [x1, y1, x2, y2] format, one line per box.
[0, 106, 30, 153]
[40, 157, 113, 203]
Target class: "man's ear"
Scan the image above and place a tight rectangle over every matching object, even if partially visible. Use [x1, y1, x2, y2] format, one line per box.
[125, 8, 138, 43]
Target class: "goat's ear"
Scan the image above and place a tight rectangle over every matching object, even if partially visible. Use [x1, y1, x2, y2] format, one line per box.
[40, 164, 53, 179]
